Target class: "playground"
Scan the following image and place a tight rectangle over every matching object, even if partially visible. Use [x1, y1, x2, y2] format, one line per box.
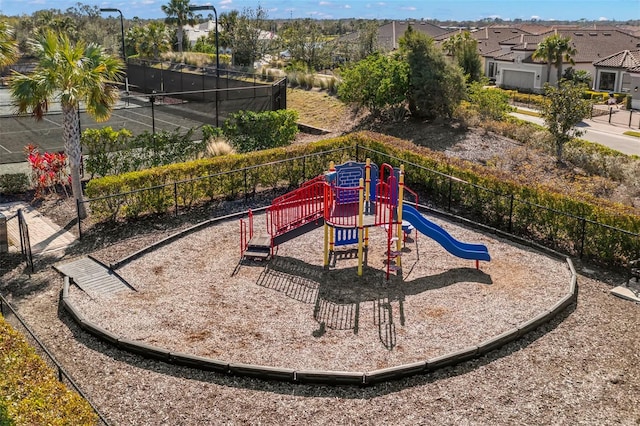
[60, 160, 573, 374]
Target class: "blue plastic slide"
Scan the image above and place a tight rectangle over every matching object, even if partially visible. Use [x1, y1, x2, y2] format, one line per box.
[402, 204, 491, 262]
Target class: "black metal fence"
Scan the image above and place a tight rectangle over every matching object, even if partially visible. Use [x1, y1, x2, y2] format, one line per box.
[76, 143, 640, 268]
[126, 59, 287, 128]
[17, 209, 33, 273]
[0, 292, 110, 425]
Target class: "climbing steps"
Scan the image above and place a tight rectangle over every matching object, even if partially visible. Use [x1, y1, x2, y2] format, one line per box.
[243, 235, 271, 261]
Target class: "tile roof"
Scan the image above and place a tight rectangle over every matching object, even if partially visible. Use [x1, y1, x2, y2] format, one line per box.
[376, 20, 450, 49]
[488, 29, 640, 64]
[471, 27, 532, 56]
[592, 49, 640, 69]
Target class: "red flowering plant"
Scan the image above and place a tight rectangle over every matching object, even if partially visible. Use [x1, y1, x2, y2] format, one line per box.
[24, 144, 71, 198]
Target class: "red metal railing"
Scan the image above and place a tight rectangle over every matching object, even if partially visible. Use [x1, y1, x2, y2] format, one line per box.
[267, 176, 326, 238]
[325, 184, 361, 228]
[240, 209, 253, 256]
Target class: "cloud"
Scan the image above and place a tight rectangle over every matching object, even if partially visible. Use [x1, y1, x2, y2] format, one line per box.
[530, 15, 541, 20]
[219, 0, 232, 4]
[598, 16, 609, 21]
[400, 6, 417, 11]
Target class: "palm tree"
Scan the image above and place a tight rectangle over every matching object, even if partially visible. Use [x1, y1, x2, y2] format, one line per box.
[552, 36, 576, 83]
[10, 31, 124, 218]
[162, 0, 196, 54]
[532, 34, 576, 86]
[0, 20, 19, 68]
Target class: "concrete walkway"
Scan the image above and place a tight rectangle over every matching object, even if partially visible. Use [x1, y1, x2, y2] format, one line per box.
[511, 106, 640, 156]
[0, 201, 76, 257]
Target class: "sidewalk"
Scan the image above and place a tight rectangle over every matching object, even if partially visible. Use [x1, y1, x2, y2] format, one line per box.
[0, 201, 76, 257]
[511, 105, 640, 156]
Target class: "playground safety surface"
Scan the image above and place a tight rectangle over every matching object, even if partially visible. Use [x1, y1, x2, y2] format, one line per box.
[61, 211, 574, 373]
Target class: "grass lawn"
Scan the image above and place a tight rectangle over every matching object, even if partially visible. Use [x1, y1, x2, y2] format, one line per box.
[286, 88, 349, 129]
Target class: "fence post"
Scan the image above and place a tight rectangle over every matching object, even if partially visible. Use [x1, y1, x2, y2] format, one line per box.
[609, 107, 613, 124]
[302, 155, 306, 182]
[629, 110, 633, 128]
[174, 182, 179, 217]
[76, 199, 82, 240]
[355, 145, 360, 163]
[508, 194, 514, 233]
[579, 217, 587, 259]
[448, 177, 453, 211]
[244, 168, 248, 202]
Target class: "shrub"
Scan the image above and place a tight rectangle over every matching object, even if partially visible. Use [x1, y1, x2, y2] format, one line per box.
[24, 144, 70, 198]
[0, 173, 30, 194]
[82, 127, 205, 177]
[467, 82, 513, 121]
[0, 318, 98, 425]
[222, 110, 299, 153]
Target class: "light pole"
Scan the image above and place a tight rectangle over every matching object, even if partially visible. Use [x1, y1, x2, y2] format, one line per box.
[189, 4, 220, 127]
[100, 8, 129, 92]
[149, 90, 157, 136]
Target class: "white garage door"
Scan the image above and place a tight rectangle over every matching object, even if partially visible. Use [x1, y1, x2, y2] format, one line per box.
[502, 70, 535, 91]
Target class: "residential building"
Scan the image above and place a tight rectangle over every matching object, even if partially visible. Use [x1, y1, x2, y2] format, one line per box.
[486, 29, 640, 93]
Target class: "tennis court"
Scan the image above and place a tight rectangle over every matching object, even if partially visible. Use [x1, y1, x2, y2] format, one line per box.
[0, 90, 215, 165]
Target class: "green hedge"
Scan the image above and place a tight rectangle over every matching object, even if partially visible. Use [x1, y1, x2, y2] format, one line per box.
[0, 317, 98, 425]
[0, 173, 30, 194]
[84, 131, 640, 267]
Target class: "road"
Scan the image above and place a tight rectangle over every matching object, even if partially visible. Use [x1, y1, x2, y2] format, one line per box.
[511, 112, 640, 156]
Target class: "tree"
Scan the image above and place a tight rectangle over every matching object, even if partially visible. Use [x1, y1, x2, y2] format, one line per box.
[217, 10, 239, 51]
[539, 80, 591, 162]
[10, 31, 124, 218]
[280, 19, 330, 70]
[231, 6, 269, 67]
[442, 31, 483, 82]
[532, 34, 576, 86]
[127, 22, 171, 59]
[399, 26, 466, 120]
[467, 82, 512, 121]
[162, 0, 196, 53]
[337, 52, 409, 121]
[563, 67, 592, 87]
[0, 20, 19, 68]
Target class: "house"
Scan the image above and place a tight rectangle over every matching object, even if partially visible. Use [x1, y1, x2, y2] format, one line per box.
[487, 29, 640, 93]
[467, 26, 534, 82]
[593, 50, 640, 109]
[335, 20, 451, 52]
[377, 20, 452, 50]
[183, 20, 220, 47]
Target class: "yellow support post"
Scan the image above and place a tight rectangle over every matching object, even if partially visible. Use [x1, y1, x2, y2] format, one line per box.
[357, 177, 364, 276]
[396, 165, 405, 268]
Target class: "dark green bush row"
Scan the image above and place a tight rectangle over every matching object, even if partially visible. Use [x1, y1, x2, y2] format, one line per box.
[222, 109, 299, 153]
[0, 317, 98, 425]
[84, 131, 640, 267]
[82, 127, 204, 178]
[0, 173, 30, 194]
[85, 137, 355, 220]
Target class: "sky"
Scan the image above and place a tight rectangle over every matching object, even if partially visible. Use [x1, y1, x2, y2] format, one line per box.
[1, 0, 639, 21]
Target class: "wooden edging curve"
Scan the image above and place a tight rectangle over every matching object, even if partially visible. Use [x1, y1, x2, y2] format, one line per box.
[60, 256, 578, 386]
